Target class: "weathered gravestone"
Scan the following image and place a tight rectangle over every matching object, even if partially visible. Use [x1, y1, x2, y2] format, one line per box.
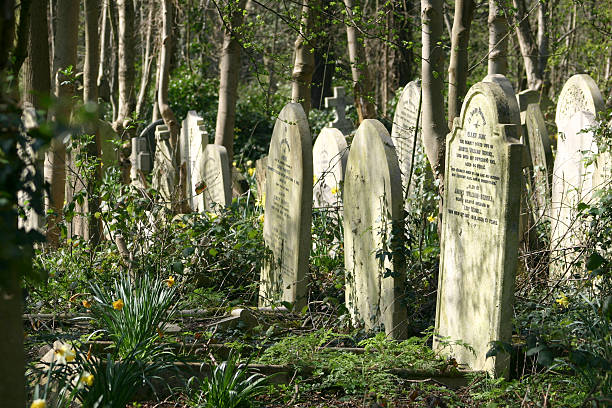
[313, 127, 348, 211]
[151, 125, 175, 206]
[550, 75, 604, 278]
[343, 119, 407, 339]
[200, 144, 232, 211]
[524, 104, 553, 217]
[183, 111, 209, 211]
[325, 86, 353, 135]
[259, 103, 313, 310]
[131, 119, 163, 182]
[391, 80, 422, 200]
[434, 81, 523, 376]
[516, 89, 540, 125]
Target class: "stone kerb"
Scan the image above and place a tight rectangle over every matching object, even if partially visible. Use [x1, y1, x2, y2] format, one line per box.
[550, 74, 605, 279]
[343, 119, 408, 339]
[312, 127, 348, 212]
[391, 80, 422, 203]
[435, 81, 523, 377]
[201, 144, 232, 212]
[259, 103, 313, 310]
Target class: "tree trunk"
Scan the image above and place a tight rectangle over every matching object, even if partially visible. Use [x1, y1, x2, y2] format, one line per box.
[488, 0, 508, 75]
[97, 0, 108, 90]
[343, 0, 376, 122]
[11, 0, 31, 76]
[46, 0, 78, 247]
[536, 0, 549, 86]
[447, 0, 474, 129]
[135, 0, 156, 118]
[421, 0, 449, 186]
[22, 0, 50, 109]
[512, 0, 541, 90]
[213, 0, 247, 164]
[291, 0, 316, 116]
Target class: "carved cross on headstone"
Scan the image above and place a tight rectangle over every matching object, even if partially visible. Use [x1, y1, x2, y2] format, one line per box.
[325, 86, 353, 135]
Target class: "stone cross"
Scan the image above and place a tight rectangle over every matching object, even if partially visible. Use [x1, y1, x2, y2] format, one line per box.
[259, 103, 313, 310]
[343, 119, 408, 340]
[325, 86, 353, 135]
[435, 80, 523, 377]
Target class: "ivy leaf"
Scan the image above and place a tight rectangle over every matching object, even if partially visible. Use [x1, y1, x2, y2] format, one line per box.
[586, 252, 605, 271]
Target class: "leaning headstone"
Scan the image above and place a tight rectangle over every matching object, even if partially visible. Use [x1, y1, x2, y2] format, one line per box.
[549, 74, 605, 279]
[313, 127, 348, 211]
[390, 80, 421, 199]
[434, 81, 523, 376]
[325, 86, 353, 135]
[259, 103, 313, 310]
[344, 119, 407, 339]
[200, 144, 232, 211]
[151, 125, 175, 206]
[516, 89, 540, 125]
[524, 103, 553, 217]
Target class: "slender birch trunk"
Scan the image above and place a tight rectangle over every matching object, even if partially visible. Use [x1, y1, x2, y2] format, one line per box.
[135, 0, 156, 118]
[213, 0, 247, 164]
[422, 0, 449, 187]
[447, 0, 474, 128]
[488, 0, 508, 75]
[536, 0, 549, 86]
[343, 0, 376, 122]
[291, 0, 316, 116]
[512, 0, 541, 90]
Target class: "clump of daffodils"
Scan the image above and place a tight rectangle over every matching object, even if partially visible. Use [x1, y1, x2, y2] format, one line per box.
[54, 344, 76, 364]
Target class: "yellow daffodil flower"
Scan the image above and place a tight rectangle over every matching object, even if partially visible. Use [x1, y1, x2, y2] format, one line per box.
[248, 168, 255, 177]
[30, 399, 46, 408]
[54, 344, 76, 364]
[82, 300, 91, 309]
[427, 215, 436, 223]
[112, 299, 124, 311]
[556, 293, 569, 308]
[258, 214, 264, 223]
[246, 160, 253, 167]
[165, 276, 175, 288]
[81, 372, 94, 386]
[331, 186, 339, 195]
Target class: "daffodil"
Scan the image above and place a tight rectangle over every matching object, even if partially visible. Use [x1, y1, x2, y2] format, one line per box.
[427, 215, 436, 223]
[30, 399, 46, 408]
[331, 186, 339, 195]
[80, 372, 94, 386]
[82, 300, 91, 308]
[258, 214, 264, 223]
[165, 276, 175, 287]
[556, 293, 569, 308]
[54, 344, 76, 364]
[113, 299, 124, 310]
[248, 168, 255, 177]
[246, 160, 253, 167]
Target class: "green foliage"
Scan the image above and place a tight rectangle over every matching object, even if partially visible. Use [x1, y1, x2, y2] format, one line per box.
[190, 352, 267, 408]
[89, 273, 178, 359]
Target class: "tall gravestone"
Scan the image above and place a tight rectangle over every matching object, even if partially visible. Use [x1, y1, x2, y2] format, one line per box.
[151, 125, 175, 206]
[391, 81, 422, 200]
[324, 86, 353, 135]
[259, 103, 313, 310]
[550, 74, 604, 278]
[201, 144, 232, 211]
[184, 111, 208, 211]
[524, 103, 553, 217]
[313, 127, 348, 211]
[344, 119, 407, 339]
[435, 81, 523, 376]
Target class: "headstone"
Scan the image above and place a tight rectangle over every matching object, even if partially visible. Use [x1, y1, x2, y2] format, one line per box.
[200, 144, 232, 211]
[259, 103, 313, 310]
[434, 81, 523, 376]
[390, 80, 421, 199]
[131, 119, 163, 181]
[516, 89, 540, 125]
[549, 74, 605, 279]
[255, 156, 268, 203]
[151, 125, 175, 205]
[343, 119, 407, 339]
[324, 86, 353, 135]
[524, 103, 553, 217]
[312, 127, 348, 211]
[185, 111, 208, 211]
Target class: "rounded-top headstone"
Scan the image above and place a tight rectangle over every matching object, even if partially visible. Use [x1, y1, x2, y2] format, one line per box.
[259, 103, 313, 310]
[435, 80, 523, 377]
[313, 127, 348, 210]
[555, 74, 604, 131]
[199, 144, 232, 212]
[391, 80, 421, 197]
[344, 119, 407, 339]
